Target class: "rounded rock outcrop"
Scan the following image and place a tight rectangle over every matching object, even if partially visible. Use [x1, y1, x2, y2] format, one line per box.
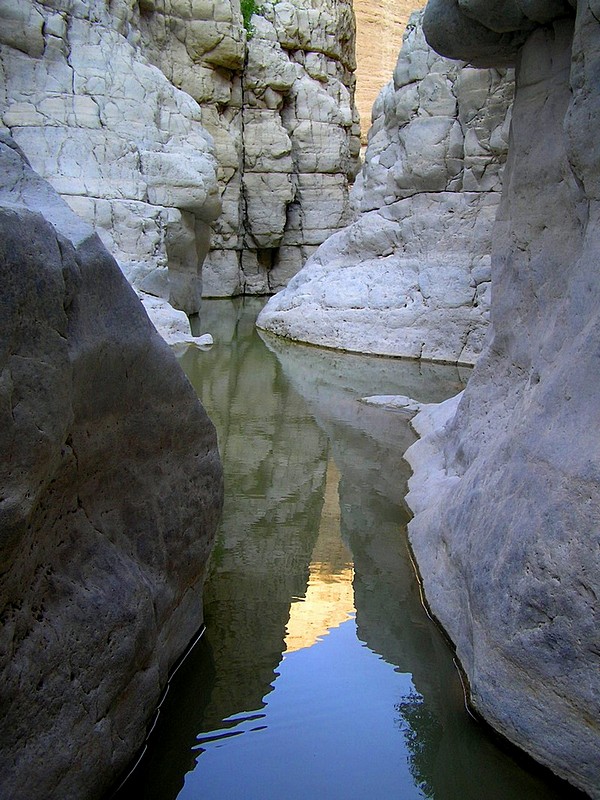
[257, 11, 514, 365]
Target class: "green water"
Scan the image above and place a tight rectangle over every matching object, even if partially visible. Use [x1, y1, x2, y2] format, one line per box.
[112, 298, 582, 800]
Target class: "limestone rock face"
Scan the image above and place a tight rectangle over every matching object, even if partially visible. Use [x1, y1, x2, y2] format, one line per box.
[0, 0, 221, 317]
[201, 1, 360, 296]
[0, 135, 223, 800]
[0, 0, 359, 302]
[405, 5, 600, 797]
[257, 12, 514, 364]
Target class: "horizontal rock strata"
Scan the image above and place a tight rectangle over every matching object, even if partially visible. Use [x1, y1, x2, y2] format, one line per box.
[405, 3, 600, 797]
[0, 134, 223, 800]
[257, 11, 514, 364]
[353, 0, 420, 146]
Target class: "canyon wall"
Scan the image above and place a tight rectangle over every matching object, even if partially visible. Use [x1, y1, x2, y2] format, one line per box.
[0, 134, 223, 799]
[258, 11, 514, 364]
[201, 0, 361, 295]
[0, 0, 360, 307]
[0, 0, 220, 325]
[405, 2, 600, 796]
[353, 0, 419, 146]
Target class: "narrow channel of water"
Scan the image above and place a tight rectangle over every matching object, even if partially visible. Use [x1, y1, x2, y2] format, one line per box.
[113, 298, 581, 800]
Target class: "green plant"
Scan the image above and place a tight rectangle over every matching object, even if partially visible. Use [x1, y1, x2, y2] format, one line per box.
[240, 0, 256, 36]
[241, 0, 258, 37]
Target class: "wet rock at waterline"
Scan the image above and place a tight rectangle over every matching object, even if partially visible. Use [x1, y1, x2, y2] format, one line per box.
[257, 12, 514, 365]
[0, 136, 223, 800]
[406, 5, 600, 797]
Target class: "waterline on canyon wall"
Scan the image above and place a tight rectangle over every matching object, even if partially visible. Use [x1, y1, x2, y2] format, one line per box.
[112, 298, 579, 800]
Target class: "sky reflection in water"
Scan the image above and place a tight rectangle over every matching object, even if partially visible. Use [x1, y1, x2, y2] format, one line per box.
[113, 298, 581, 800]
[184, 617, 419, 800]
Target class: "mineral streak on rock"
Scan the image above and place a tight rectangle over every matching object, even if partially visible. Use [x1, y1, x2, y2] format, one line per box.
[0, 134, 223, 800]
[405, 3, 600, 796]
[257, 11, 514, 365]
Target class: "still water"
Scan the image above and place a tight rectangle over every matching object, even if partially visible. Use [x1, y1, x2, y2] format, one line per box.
[113, 298, 580, 800]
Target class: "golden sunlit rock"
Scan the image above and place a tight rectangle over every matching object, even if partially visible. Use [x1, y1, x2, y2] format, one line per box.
[284, 460, 355, 653]
[353, 0, 421, 145]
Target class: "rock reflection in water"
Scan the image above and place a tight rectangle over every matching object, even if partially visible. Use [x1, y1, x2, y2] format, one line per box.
[261, 330, 582, 800]
[112, 299, 579, 800]
[284, 459, 355, 654]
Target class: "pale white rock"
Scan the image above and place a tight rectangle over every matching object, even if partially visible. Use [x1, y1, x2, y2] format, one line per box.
[406, 5, 600, 797]
[242, 108, 293, 173]
[244, 33, 296, 94]
[0, 0, 220, 317]
[202, 249, 243, 297]
[136, 0, 360, 298]
[287, 119, 350, 173]
[0, 0, 361, 303]
[139, 293, 214, 348]
[404, 392, 462, 516]
[204, 0, 360, 295]
[359, 395, 423, 415]
[258, 11, 513, 364]
[283, 174, 356, 246]
[243, 172, 295, 249]
[0, 0, 45, 56]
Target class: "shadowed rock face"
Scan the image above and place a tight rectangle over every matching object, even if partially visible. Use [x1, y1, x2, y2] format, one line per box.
[422, 0, 573, 66]
[0, 136, 223, 800]
[406, 3, 600, 797]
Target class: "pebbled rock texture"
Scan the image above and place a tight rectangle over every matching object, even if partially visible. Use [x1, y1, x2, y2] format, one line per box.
[257, 12, 514, 365]
[405, 3, 600, 797]
[0, 135, 223, 799]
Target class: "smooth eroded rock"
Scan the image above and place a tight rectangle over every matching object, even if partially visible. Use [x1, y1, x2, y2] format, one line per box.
[258, 12, 513, 365]
[405, 5, 599, 796]
[0, 135, 223, 800]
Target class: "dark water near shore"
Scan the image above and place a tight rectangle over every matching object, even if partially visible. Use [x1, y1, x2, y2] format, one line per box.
[112, 298, 581, 800]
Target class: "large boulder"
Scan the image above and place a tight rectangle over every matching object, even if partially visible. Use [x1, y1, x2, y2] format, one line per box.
[0, 135, 223, 799]
[257, 12, 514, 364]
[405, 3, 600, 796]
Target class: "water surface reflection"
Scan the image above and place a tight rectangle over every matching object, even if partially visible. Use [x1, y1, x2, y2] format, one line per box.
[112, 298, 581, 800]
